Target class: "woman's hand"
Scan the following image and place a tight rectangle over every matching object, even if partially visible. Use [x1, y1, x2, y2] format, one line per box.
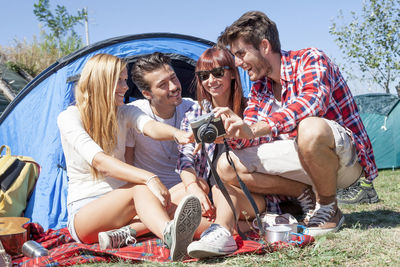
[146, 176, 171, 209]
[186, 182, 216, 221]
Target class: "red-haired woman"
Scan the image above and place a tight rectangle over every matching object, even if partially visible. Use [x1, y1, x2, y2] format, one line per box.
[177, 47, 266, 258]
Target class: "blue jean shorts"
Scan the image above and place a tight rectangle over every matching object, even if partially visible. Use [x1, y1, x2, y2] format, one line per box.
[67, 195, 99, 243]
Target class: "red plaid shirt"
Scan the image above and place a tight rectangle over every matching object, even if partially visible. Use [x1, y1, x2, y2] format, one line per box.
[242, 48, 377, 181]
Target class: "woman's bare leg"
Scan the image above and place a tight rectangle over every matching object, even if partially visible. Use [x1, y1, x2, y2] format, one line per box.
[211, 184, 266, 234]
[74, 183, 170, 243]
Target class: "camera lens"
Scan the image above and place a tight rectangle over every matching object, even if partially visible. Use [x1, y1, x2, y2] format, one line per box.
[198, 124, 217, 143]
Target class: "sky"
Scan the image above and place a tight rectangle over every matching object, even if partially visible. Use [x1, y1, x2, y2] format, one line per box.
[0, 0, 388, 94]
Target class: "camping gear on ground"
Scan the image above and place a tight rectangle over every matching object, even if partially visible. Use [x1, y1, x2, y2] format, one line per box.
[0, 217, 30, 255]
[0, 240, 12, 267]
[265, 225, 292, 243]
[11, 221, 314, 265]
[265, 225, 305, 245]
[21, 240, 48, 258]
[252, 213, 299, 232]
[0, 33, 252, 231]
[0, 145, 40, 217]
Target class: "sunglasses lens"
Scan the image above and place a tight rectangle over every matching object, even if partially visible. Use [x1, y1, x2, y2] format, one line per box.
[197, 67, 228, 81]
[197, 72, 209, 81]
[211, 68, 225, 78]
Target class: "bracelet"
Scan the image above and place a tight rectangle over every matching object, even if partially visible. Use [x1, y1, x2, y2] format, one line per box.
[146, 175, 158, 185]
[185, 180, 198, 190]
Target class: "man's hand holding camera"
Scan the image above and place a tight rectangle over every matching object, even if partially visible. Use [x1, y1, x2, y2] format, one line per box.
[213, 107, 272, 139]
[213, 107, 254, 139]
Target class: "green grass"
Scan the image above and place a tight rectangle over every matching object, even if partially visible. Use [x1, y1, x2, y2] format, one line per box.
[77, 170, 400, 267]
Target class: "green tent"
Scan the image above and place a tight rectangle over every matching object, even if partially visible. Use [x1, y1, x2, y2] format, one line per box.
[0, 63, 29, 115]
[354, 93, 400, 170]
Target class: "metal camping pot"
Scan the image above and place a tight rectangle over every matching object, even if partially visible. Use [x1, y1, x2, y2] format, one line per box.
[277, 223, 298, 233]
[265, 225, 291, 243]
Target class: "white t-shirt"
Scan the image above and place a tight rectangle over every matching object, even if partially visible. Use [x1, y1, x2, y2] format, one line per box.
[58, 105, 152, 205]
[126, 98, 195, 189]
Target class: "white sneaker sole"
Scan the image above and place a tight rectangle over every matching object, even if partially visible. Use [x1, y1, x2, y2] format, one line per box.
[188, 241, 237, 259]
[307, 215, 345, 237]
[169, 195, 201, 261]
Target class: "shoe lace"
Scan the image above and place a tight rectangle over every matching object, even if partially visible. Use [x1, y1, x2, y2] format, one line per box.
[200, 224, 227, 243]
[308, 202, 336, 226]
[340, 182, 363, 200]
[110, 228, 136, 248]
[297, 189, 315, 215]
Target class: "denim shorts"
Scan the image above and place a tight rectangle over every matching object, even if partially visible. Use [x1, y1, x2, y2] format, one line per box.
[67, 195, 99, 243]
[232, 118, 362, 189]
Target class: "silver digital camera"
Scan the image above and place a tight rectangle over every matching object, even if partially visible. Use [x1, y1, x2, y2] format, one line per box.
[190, 113, 226, 143]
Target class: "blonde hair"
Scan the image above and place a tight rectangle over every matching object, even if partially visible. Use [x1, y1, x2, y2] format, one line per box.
[75, 53, 127, 179]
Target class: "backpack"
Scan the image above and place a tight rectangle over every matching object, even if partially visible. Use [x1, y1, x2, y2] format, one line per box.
[0, 145, 40, 217]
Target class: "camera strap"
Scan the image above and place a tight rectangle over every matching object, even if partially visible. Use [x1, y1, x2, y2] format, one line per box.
[222, 139, 265, 238]
[200, 114, 265, 239]
[202, 141, 247, 240]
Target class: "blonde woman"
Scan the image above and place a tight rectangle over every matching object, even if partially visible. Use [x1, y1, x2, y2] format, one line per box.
[57, 53, 201, 261]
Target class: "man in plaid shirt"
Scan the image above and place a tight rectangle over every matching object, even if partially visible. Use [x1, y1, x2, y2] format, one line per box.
[215, 11, 377, 237]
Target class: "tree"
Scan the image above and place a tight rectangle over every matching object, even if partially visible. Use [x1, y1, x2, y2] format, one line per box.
[330, 0, 400, 94]
[33, 0, 87, 56]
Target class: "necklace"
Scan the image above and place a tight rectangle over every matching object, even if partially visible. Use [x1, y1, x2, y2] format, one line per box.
[149, 104, 178, 161]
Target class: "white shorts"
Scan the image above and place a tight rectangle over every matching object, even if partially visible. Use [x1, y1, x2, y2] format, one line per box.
[67, 195, 99, 243]
[233, 119, 363, 189]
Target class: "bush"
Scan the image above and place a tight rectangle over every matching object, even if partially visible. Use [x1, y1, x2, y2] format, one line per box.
[0, 36, 61, 78]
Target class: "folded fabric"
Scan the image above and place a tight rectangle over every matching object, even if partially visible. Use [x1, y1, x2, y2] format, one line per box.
[12, 223, 314, 266]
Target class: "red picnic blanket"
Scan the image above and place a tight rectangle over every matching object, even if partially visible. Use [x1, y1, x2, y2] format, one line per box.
[12, 223, 314, 266]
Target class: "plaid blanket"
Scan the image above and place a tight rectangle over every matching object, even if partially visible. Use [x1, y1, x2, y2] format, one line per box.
[12, 223, 314, 266]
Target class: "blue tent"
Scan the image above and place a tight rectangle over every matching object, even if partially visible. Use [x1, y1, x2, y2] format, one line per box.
[0, 33, 252, 230]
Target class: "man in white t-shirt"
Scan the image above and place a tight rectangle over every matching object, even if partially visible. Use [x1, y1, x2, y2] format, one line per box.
[125, 52, 195, 189]
[125, 53, 213, 229]
[125, 98, 194, 189]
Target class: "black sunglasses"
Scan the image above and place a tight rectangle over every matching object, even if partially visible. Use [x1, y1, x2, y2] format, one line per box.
[195, 66, 230, 81]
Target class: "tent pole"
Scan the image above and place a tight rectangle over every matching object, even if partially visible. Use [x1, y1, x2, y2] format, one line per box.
[0, 80, 15, 101]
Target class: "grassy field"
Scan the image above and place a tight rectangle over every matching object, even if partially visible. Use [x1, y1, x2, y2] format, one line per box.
[78, 169, 400, 267]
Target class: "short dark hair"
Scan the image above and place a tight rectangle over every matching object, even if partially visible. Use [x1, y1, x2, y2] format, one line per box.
[218, 11, 281, 52]
[131, 52, 172, 92]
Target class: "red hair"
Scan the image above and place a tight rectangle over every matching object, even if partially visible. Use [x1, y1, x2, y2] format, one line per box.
[195, 47, 246, 117]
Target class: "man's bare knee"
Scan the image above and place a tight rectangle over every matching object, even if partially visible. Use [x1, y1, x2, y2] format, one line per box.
[297, 117, 334, 156]
[216, 152, 236, 183]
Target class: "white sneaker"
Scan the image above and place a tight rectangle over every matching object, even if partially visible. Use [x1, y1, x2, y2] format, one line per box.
[98, 226, 136, 250]
[163, 195, 202, 261]
[187, 224, 237, 259]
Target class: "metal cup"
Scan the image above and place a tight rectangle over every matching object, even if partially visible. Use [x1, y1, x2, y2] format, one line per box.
[21, 240, 48, 258]
[277, 223, 298, 233]
[265, 225, 291, 243]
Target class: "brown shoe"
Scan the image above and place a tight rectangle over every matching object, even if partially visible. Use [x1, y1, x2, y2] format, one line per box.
[296, 187, 316, 224]
[306, 201, 345, 236]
